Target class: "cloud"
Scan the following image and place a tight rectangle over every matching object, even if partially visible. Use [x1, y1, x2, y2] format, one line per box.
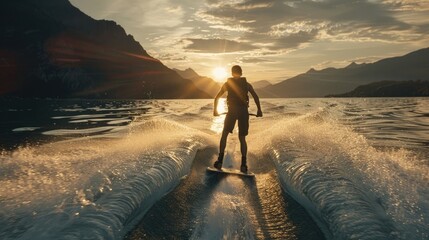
[383, 0, 429, 11]
[197, 0, 428, 50]
[237, 57, 275, 63]
[183, 38, 257, 53]
[151, 52, 188, 61]
[271, 30, 318, 50]
[71, 0, 186, 28]
[209, 24, 251, 32]
[141, 0, 184, 27]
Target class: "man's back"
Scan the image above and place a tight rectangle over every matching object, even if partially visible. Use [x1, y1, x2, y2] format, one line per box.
[225, 77, 249, 108]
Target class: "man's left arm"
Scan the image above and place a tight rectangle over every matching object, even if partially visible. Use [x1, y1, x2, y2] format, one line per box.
[214, 84, 227, 116]
[248, 83, 263, 117]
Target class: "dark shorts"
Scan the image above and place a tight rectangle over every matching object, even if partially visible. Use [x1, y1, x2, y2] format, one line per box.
[223, 107, 249, 136]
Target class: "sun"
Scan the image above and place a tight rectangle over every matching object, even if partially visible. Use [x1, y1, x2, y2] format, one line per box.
[212, 67, 228, 81]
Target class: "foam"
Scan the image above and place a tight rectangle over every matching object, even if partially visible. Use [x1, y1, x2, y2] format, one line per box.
[0, 119, 211, 240]
[262, 111, 429, 239]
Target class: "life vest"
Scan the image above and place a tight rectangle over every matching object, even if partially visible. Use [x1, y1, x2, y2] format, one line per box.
[226, 77, 249, 108]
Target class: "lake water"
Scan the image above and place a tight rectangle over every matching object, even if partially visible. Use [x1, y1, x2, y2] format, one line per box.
[0, 98, 428, 239]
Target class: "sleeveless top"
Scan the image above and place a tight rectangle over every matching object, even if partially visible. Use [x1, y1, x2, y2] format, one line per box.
[226, 77, 249, 108]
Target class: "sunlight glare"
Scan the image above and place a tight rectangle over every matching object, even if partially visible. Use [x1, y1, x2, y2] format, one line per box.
[210, 98, 227, 134]
[217, 98, 227, 114]
[212, 67, 228, 81]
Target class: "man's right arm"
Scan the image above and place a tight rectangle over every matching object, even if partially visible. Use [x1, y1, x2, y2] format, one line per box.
[248, 83, 263, 117]
[214, 84, 226, 116]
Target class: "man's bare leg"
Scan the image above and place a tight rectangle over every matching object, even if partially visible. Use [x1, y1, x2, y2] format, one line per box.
[219, 130, 229, 154]
[214, 130, 229, 169]
[238, 134, 247, 158]
[239, 134, 248, 172]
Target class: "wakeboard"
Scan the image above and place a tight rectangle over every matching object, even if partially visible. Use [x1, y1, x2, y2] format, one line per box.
[206, 167, 255, 177]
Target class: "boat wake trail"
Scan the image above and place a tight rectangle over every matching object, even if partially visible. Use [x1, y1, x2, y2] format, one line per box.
[126, 138, 324, 240]
[263, 110, 429, 240]
[0, 119, 208, 240]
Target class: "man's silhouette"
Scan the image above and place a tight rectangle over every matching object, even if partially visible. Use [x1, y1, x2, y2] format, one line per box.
[213, 65, 263, 173]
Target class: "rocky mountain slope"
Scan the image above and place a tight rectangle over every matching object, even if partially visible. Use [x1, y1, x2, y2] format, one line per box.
[0, 0, 209, 99]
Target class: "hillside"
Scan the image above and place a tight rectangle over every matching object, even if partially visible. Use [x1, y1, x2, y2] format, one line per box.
[174, 68, 221, 97]
[0, 0, 209, 99]
[173, 68, 200, 79]
[327, 80, 429, 97]
[252, 80, 272, 89]
[260, 48, 429, 97]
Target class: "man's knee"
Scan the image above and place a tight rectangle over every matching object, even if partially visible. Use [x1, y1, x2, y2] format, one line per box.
[221, 130, 229, 139]
[238, 135, 246, 141]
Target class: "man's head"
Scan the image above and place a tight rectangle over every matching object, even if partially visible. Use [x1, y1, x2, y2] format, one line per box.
[231, 65, 242, 77]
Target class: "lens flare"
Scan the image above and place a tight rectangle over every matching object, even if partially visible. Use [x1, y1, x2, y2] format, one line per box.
[212, 67, 228, 81]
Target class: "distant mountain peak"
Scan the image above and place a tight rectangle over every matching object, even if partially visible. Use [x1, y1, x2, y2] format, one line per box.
[346, 62, 357, 68]
[173, 68, 221, 97]
[174, 68, 201, 79]
[346, 62, 365, 69]
[252, 80, 272, 89]
[307, 68, 317, 73]
[184, 68, 199, 75]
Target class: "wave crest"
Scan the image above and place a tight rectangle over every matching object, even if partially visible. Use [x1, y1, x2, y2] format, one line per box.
[265, 113, 428, 239]
[0, 119, 208, 240]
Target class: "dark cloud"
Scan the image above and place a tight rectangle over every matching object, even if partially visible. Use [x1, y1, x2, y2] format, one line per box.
[237, 28, 319, 52]
[198, 0, 424, 51]
[202, 1, 293, 32]
[203, 0, 407, 29]
[271, 30, 318, 50]
[417, 23, 429, 34]
[183, 38, 257, 53]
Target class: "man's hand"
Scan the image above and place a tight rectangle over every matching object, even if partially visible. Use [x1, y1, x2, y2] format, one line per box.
[256, 109, 263, 117]
[214, 84, 226, 117]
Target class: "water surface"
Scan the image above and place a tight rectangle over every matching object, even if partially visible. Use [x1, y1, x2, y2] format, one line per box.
[0, 98, 428, 239]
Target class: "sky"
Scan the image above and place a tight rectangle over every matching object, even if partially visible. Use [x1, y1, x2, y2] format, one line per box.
[69, 0, 429, 82]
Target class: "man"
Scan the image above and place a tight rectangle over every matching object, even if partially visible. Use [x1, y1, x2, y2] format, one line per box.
[213, 65, 263, 173]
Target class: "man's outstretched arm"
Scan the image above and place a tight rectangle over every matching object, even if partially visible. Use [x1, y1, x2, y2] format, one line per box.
[214, 84, 226, 116]
[248, 84, 263, 117]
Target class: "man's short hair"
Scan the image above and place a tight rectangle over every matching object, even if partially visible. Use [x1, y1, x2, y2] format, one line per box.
[231, 65, 242, 75]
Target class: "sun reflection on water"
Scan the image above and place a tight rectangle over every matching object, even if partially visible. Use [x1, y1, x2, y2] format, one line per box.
[210, 98, 227, 134]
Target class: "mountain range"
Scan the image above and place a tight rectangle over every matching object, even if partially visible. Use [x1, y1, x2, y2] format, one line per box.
[0, 0, 209, 99]
[259, 47, 429, 97]
[327, 80, 429, 97]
